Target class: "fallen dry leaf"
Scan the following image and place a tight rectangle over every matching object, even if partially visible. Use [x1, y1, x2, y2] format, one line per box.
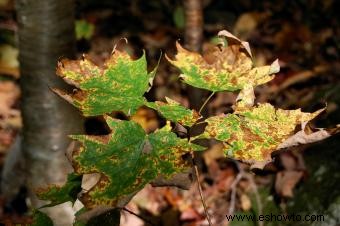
[240, 193, 252, 211]
[130, 107, 159, 133]
[275, 171, 304, 198]
[0, 81, 20, 117]
[203, 143, 225, 167]
[0, 44, 19, 78]
[180, 207, 201, 221]
[233, 12, 270, 40]
[279, 153, 298, 171]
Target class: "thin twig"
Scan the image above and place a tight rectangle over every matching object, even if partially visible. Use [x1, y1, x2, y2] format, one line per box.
[122, 207, 155, 226]
[199, 92, 215, 115]
[245, 174, 264, 226]
[192, 153, 213, 226]
[228, 172, 243, 216]
[186, 90, 216, 226]
[228, 161, 245, 216]
[227, 162, 264, 226]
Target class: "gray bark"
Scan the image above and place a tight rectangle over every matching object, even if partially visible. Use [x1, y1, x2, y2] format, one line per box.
[14, 0, 83, 224]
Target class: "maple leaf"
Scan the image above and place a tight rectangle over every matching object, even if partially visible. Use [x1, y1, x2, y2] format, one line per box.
[146, 97, 201, 127]
[166, 30, 279, 92]
[36, 173, 82, 207]
[195, 103, 325, 166]
[54, 50, 156, 116]
[70, 117, 204, 208]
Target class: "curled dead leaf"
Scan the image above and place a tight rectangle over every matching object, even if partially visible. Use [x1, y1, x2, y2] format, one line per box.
[218, 30, 252, 58]
[278, 123, 340, 150]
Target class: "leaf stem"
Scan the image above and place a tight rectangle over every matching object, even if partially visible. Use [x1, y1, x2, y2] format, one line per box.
[199, 92, 215, 115]
[122, 207, 155, 226]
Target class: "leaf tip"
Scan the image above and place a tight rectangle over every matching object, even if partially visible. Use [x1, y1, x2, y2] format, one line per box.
[111, 37, 128, 55]
[269, 59, 280, 74]
[52, 88, 75, 105]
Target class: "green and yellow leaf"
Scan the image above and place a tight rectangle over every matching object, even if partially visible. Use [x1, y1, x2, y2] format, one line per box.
[146, 97, 200, 127]
[196, 103, 324, 164]
[71, 117, 204, 208]
[166, 31, 279, 92]
[36, 173, 82, 207]
[54, 50, 156, 116]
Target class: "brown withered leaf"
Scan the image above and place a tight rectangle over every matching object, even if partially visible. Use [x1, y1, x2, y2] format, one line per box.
[275, 171, 304, 198]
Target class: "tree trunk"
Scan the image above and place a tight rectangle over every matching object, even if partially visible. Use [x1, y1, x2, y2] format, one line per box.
[184, 0, 203, 53]
[183, 0, 206, 111]
[15, 0, 83, 224]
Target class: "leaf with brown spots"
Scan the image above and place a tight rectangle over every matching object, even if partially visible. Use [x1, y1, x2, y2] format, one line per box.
[146, 97, 201, 127]
[195, 103, 325, 167]
[54, 49, 156, 116]
[70, 117, 204, 208]
[36, 173, 82, 207]
[166, 30, 279, 92]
